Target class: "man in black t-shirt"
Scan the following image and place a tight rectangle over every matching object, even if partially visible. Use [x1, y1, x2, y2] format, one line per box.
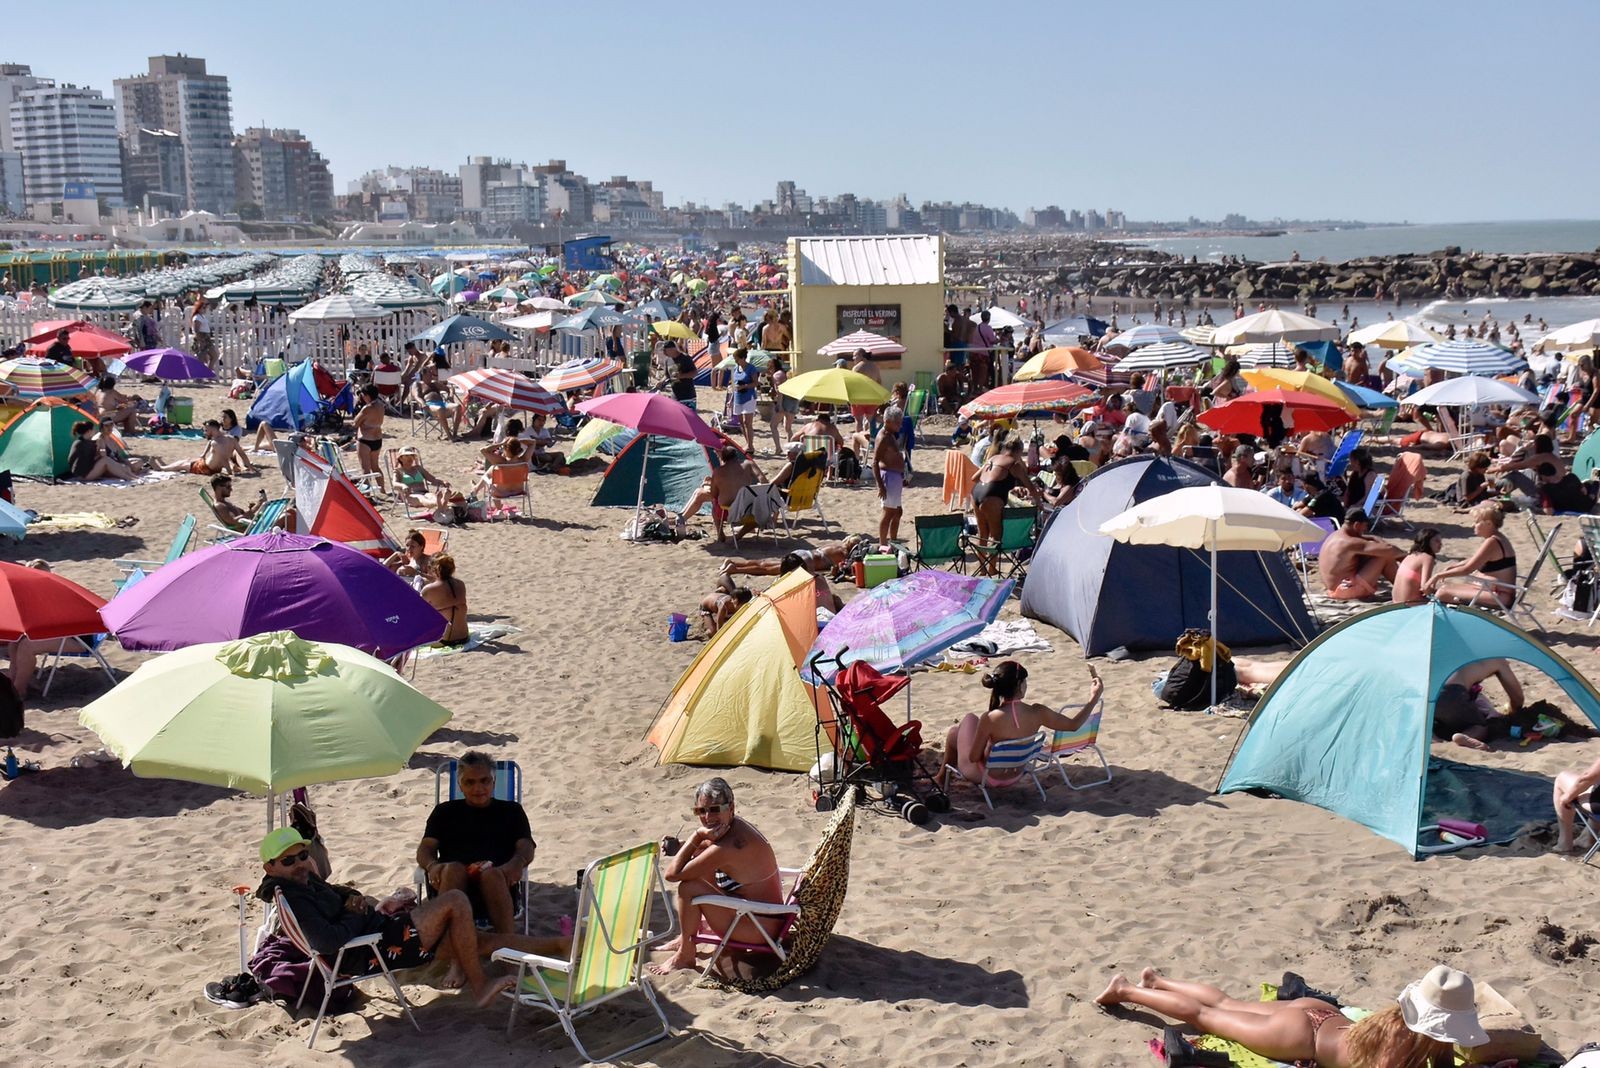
[1295, 472, 1344, 520]
[667, 342, 698, 408]
[1537, 462, 1595, 515]
[416, 752, 535, 936]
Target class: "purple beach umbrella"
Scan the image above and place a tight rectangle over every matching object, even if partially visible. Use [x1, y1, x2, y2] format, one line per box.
[100, 530, 443, 658]
[122, 348, 216, 380]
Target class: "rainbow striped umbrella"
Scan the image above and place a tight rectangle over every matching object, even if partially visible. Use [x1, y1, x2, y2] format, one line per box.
[448, 367, 563, 415]
[0, 356, 95, 398]
[958, 379, 1092, 420]
[802, 570, 1014, 684]
[539, 356, 626, 393]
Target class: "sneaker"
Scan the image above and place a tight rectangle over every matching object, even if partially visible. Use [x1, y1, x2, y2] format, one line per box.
[674, 513, 686, 537]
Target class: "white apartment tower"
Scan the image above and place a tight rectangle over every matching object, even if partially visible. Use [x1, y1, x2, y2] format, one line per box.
[114, 55, 234, 213]
[8, 81, 124, 206]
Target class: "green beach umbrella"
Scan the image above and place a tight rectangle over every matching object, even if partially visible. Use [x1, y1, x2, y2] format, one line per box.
[569, 417, 626, 462]
[685, 278, 708, 294]
[0, 398, 98, 478]
[716, 348, 773, 370]
[80, 630, 451, 826]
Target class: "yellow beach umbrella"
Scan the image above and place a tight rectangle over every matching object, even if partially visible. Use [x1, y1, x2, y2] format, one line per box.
[778, 367, 890, 406]
[1346, 320, 1443, 350]
[650, 320, 697, 341]
[1242, 368, 1360, 415]
[1013, 346, 1103, 381]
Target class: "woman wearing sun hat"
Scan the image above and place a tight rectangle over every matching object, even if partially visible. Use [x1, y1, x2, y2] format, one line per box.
[1095, 963, 1487, 1066]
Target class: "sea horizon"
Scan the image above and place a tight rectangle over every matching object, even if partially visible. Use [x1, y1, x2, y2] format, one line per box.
[1117, 218, 1600, 263]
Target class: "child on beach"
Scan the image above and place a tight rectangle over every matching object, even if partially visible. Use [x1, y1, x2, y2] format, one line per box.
[700, 582, 752, 637]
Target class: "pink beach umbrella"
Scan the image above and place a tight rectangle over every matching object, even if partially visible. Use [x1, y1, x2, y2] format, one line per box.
[575, 391, 726, 540]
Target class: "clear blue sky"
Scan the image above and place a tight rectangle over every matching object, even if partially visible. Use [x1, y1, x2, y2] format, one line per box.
[11, 0, 1597, 222]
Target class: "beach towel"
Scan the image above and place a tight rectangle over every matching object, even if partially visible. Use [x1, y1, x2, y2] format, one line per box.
[24, 512, 126, 532]
[945, 619, 1053, 660]
[412, 623, 520, 659]
[89, 472, 181, 489]
[140, 429, 208, 440]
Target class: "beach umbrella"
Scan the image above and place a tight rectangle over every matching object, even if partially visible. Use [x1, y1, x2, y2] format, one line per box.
[1099, 485, 1326, 708]
[591, 273, 622, 291]
[685, 278, 709, 294]
[716, 349, 773, 370]
[430, 271, 466, 295]
[1180, 324, 1218, 346]
[802, 570, 1013, 685]
[575, 391, 726, 539]
[410, 314, 514, 347]
[1104, 323, 1186, 351]
[1332, 379, 1398, 410]
[568, 417, 626, 462]
[568, 289, 622, 307]
[100, 531, 443, 658]
[554, 305, 627, 332]
[1198, 389, 1356, 435]
[817, 329, 905, 358]
[0, 399, 99, 477]
[972, 306, 1030, 331]
[1539, 318, 1600, 352]
[540, 356, 627, 393]
[1012, 346, 1103, 381]
[501, 311, 562, 332]
[651, 320, 698, 341]
[450, 290, 482, 305]
[120, 348, 216, 381]
[635, 299, 680, 320]
[481, 285, 524, 303]
[959, 380, 1093, 421]
[0, 559, 107, 640]
[1233, 342, 1300, 369]
[1242, 368, 1360, 415]
[79, 630, 451, 825]
[1043, 316, 1110, 343]
[1403, 377, 1542, 408]
[1390, 338, 1524, 377]
[288, 293, 389, 324]
[523, 296, 568, 311]
[1211, 308, 1340, 346]
[0, 356, 95, 398]
[1347, 320, 1443, 349]
[449, 367, 563, 414]
[778, 367, 891, 406]
[1112, 341, 1210, 373]
[24, 321, 132, 358]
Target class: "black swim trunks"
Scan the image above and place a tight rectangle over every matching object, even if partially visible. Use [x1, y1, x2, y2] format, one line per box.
[340, 911, 436, 974]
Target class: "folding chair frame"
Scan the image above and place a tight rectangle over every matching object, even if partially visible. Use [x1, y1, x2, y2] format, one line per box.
[274, 890, 421, 1049]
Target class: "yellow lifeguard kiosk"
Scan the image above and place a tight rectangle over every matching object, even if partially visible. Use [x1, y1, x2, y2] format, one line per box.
[787, 234, 945, 381]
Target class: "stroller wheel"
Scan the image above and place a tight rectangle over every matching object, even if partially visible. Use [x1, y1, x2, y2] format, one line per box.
[926, 793, 951, 814]
[814, 793, 837, 813]
[900, 798, 930, 825]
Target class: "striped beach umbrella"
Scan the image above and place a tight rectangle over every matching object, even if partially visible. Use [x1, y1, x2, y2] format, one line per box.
[1234, 342, 1300, 369]
[449, 368, 563, 415]
[0, 356, 96, 398]
[1104, 323, 1186, 351]
[1347, 319, 1442, 350]
[288, 293, 389, 324]
[1114, 341, 1211, 372]
[1180, 324, 1218, 346]
[1390, 338, 1524, 377]
[539, 356, 626, 393]
[959, 380, 1093, 420]
[817, 329, 906, 358]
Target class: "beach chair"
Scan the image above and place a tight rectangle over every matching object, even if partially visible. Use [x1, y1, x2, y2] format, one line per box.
[1525, 512, 1571, 593]
[476, 461, 530, 518]
[909, 512, 967, 571]
[941, 448, 978, 512]
[968, 506, 1038, 581]
[410, 759, 529, 934]
[1323, 429, 1364, 482]
[39, 633, 117, 697]
[491, 842, 676, 1063]
[1579, 517, 1600, 628]
[728, 482, 786, 547]
[113, 513, 197, 585]
[942, 733, 1050, 809]
[1457, 525, 1560, 634]
[1436, 408, 1481, 462]
[1374, 455, 1425, 531]
[913, 369, 934, 395]
[1362, 406, 1398, 438]
[199, 489, 290, 541]
[1044, 705, 1113, 790]
[688, 867, 804, 978]
[781, 458, 829, 533]
[1360, 475, 1389, 531]
[1574, 793, 1600, 866]
[802, 433, 838, 480]
[272, 888, 421, 1049]
[315, 437, 384, 500]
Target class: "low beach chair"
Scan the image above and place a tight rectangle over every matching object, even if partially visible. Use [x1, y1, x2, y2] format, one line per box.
[39, 633, 117, 697]
[1457, 525, 1559, 634]
[802, 433, 838, 481]
[492, 842, 676, 1063]
[1582, 517, 1600, 627]
[1044, 705, 1112, 790]
[728, 482, 786, 547]
[781, 456, 829, 534]
[1323, 429, 1364, 482]
[1360, 475, 1389, 531]
[1574, 793, 1600, 866]
[200, 489, 290, 541]
[1525, 512, 1570, 593]
[910, 512, 968, 571]
[411, 759, 529, 934]
[1437, 408, 1482, 462]
[477, 461, 530, 518]
[273, 888, 421, 1049]
[943, 733, 1050, 809]
[968, 506, 1038, 582]
[113, 513, 196, 587]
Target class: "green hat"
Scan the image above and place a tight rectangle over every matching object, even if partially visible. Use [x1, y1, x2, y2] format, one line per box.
[259, 826, 311, 864]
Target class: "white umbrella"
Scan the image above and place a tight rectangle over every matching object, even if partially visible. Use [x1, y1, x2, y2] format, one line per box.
[1538, 317, 1600, 352]
[1212, 308, 1340, 346]
[1347, 320, 1442, 349]
[1403, 377, 1541, 407]
[524, 296, 569, 311]
[972, 306, 1029, 331]
[288, 293, 389, 324]
[1115, 340, 1211, 372]
[1099, 486, 1327, 708]
[502, 311, 561, 332]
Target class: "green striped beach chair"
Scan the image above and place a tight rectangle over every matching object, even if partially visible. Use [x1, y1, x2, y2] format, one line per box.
[491, 842, 677, 1062]
[113, 513, 196, 589]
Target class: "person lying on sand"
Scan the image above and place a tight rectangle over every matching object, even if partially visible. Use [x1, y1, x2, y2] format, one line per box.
[940, 660, 1101, 792]
[650, 778, 785, 975]
[700, 583, 751, 638]
[158, 420, 243, 476]
[1094, 964, 1486, 1067]
[719, 535, 866, 580]
[1554, 754, 1600, 855]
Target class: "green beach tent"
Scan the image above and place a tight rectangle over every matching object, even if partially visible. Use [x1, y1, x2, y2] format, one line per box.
[1219, 602, 1600, 856]
[591, 434, 725, 514]
[0, 399, 99, 478]
[1574, 429, 1600, 481]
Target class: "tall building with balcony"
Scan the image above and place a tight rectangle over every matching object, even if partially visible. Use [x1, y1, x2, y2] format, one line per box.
[8, 81, 124, 207]
[121, 126, 184, 213]
[232, 127, 333, 220]
[114, 55, 234, 213]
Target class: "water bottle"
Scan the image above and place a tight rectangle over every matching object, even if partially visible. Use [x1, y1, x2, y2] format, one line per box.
[4, 748, 17, 779]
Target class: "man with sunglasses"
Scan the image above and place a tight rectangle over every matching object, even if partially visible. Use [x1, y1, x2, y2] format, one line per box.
[416, 751, 534, 937]
[255, 826, 516, 1007]
[649, 778, 784, 975]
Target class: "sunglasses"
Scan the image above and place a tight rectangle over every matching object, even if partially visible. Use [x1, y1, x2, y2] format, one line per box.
[274, 850, 310, 867]
[693, 804, 727, 816]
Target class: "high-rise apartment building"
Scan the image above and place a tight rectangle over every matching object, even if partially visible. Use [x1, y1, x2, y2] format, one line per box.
[0, 63, 43, 152]
[114, 55, 234, 213]
[121, 126, 184, 212]
[232, 126, 333, 220]
[9, 81, 124, 206]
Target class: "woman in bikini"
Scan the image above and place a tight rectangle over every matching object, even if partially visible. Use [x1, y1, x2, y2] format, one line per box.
[351, 385, 386, 492]
[421, 554, 469, 646]
[1426, 502, 1517, 608]
[1094, 965, 1483, 1067]
[1391, 527, 1442, 605]
[970, 436, 1036, 575]
[651, 778, 785, 975]
[940, 660, 1103, 792]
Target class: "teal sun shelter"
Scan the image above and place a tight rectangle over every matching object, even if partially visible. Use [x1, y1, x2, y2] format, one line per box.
[1219, 602, 1600, 856]
[591, 434, 724, 513]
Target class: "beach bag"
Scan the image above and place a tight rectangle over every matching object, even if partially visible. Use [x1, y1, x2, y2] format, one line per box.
[836, 447, 862, 482]
[0, 675, 22, 738]
[1159, 629, 1236, 710]
[1562, 551, 1594, 616]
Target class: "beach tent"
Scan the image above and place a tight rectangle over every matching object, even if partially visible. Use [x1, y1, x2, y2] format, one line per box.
[0, 398, 99, 478]
[1575, 429, 1600, 481]
[591, 434, 724, 513]
[1220, 603, 1600, 856]
[1020, 456, 1316, 656]
[292, 449, 397, 557]
[647, 569, 828, 772]
[247, 360, 332, 431]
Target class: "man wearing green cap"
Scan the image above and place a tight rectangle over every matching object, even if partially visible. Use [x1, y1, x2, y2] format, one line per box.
[256, 827, 520, 1007]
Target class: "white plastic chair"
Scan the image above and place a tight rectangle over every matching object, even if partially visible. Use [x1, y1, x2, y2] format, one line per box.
[688, 866, 804, 976]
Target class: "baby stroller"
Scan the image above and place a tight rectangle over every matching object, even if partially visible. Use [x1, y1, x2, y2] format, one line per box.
[808, 652, 949, 824]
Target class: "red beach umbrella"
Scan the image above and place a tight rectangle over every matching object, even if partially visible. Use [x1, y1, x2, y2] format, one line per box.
[0, 561, 108, 641]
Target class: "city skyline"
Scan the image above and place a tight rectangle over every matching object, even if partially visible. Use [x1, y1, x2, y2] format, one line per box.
[5, 0, 1599, 224]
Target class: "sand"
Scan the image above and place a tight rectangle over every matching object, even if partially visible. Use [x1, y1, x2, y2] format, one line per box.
[1, 384, 1595, 1066]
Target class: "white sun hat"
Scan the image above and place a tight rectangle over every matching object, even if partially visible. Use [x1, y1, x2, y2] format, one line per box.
[1397, 965, 1489, 1047]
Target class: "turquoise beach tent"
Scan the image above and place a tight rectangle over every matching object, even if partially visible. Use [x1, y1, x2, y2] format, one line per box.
[1574, 429, 1600, 481]
[591, 434, 722, 513]
[1219, 602, 1600, 857]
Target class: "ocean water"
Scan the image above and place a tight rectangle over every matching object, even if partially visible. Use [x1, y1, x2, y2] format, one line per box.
[1121, 220, 1600, 264]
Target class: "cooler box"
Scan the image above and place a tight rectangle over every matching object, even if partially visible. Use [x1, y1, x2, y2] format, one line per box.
[858, 554, 898, 589]
[168, 397, 194, 425]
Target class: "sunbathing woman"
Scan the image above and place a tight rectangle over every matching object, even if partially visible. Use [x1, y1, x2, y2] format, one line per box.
[1392, 527, 1442, 605]
[970, 436, 1036, 574]
[392, 446, 450, 514]
[940, 660, 1102, 791]
[1095, 965, 1485, 1067]
[1425, 502, 1516, 608]
[421, 554, 469, 646]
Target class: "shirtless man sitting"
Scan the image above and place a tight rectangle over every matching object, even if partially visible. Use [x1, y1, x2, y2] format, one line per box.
[208, 474, 268, 532]
[674, 444, 764, 543]
[159, 419, 244, 475]
[1317, 506, 1404, 600]
[650, 778, 785, 975]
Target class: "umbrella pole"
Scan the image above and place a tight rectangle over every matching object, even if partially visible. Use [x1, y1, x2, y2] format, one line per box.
[630, 435, 652, 542]
[1209, 534, 1219, 712]
[266, 789, 275, 831]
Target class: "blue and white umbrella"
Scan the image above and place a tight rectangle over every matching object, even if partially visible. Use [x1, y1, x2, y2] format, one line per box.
[409, 313, 514, 347]
[0, 497, 31, 540]
[1105, 323, 1186, 351]
[1333, 379, 1398, 410]
[554, 306, 628, 332]
[1115, 340, 1211, 372]
[1389, 338, 1524, 377]
[1235, 342, 1299, 369]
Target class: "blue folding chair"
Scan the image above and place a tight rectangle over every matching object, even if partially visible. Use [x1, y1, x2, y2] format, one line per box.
[1324, 429, 1364, 482]
[413, 759, 530, 932]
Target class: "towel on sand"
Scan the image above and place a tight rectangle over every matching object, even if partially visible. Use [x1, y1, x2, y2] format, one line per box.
[945, 619, 1052, 660]
[413, 623, 520, 659]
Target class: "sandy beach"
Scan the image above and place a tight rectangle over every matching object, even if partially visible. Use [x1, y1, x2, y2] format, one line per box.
[1, 382, 1595, 1066]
